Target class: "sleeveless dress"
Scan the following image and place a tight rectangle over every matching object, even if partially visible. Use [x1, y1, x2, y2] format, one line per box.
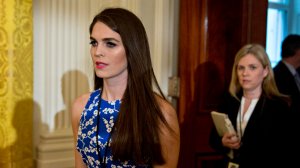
[76, 89, 151, 168]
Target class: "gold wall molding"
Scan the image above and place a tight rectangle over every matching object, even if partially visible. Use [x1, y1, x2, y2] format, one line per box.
[0, 0, 33, 167]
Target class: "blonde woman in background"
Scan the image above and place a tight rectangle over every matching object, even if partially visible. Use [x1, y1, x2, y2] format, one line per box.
[209, 44, 292, 168]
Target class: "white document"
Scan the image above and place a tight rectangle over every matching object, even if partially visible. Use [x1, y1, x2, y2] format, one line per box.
[210, 111, 236, 136]
[211, 111, 237, 159]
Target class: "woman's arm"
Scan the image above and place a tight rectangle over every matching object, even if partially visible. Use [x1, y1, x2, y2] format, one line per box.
[153, 98, 180, 168]
[71, 93, 90, 168]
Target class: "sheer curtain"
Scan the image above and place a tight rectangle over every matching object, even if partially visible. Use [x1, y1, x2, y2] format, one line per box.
[266, 9, 287, 67]
[266, 0, 288, 67]
[266, 0, 300, 67]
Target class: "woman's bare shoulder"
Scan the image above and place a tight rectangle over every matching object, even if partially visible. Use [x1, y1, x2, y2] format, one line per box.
[154, 95, 180, 168]
[71, 92, 92, 122]
[155, 95, 177, 121]
[73, 92, 91, 109]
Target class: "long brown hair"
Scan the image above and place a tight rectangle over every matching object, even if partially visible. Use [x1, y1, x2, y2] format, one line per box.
[90, 8, 170, 164]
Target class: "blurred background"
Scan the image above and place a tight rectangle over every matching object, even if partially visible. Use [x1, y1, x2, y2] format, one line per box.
[0, 0, 299, 167]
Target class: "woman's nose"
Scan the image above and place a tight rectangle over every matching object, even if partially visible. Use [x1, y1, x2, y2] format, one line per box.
[242, 69, 248, 76]
[95, 45, 104, 57]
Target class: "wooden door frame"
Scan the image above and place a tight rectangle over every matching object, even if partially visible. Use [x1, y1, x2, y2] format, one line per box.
[177, 0, 267, 167]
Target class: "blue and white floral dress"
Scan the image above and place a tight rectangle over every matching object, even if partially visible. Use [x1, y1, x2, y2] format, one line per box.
[76, 89, 150, 168]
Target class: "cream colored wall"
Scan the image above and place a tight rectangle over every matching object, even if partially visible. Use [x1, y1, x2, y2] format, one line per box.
[33, 0, 179, 167]
[139, 0, 179, 95]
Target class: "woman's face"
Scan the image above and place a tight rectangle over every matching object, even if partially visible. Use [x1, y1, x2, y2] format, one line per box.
[237, 54, 268, 94]
[90, 21, 128, 82]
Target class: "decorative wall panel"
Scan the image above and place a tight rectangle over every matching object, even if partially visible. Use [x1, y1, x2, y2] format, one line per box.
[0, 0, 33, 167]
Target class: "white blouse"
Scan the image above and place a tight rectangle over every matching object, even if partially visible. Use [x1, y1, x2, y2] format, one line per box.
[236, 97, 259, 138]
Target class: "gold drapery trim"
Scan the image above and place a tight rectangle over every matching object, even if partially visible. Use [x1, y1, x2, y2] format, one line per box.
[0, 0, 33, 167]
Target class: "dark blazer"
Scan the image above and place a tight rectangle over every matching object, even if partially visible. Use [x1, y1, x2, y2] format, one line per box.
[273, 61, 300, 114]
[209, 93, 292, 168]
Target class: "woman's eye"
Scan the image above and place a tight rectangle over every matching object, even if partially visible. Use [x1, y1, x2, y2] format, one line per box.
[237, 66, 244, 71]
[89, 40, 97, 47]
[249, 65, 257, 70]
[106, 41, 116, 48]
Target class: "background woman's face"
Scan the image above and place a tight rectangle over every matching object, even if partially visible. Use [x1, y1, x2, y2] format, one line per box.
[237, 54, 268, 93]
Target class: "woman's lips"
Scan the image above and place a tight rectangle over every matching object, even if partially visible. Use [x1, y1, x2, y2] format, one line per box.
[95, 61, 108, 69]
[242, 79, 251, 84]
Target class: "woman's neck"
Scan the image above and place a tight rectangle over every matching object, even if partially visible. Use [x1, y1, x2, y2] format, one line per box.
[102, 78, 127, 101]
[243, 89, 261, 100]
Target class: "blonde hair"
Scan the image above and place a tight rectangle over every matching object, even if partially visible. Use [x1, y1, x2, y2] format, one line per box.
[229, 44, 286, 100]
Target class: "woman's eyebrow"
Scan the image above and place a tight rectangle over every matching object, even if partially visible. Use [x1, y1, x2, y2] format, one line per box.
[102, 37, 120, 43]
[89, 36, 120, 42]
[90, 36, 96, 41]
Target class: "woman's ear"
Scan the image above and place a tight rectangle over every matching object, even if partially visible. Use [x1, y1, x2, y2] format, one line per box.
[263, 66, 269, 78]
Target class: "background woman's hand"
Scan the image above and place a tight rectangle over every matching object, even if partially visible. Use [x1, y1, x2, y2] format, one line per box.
[221, 132, 240, 149]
